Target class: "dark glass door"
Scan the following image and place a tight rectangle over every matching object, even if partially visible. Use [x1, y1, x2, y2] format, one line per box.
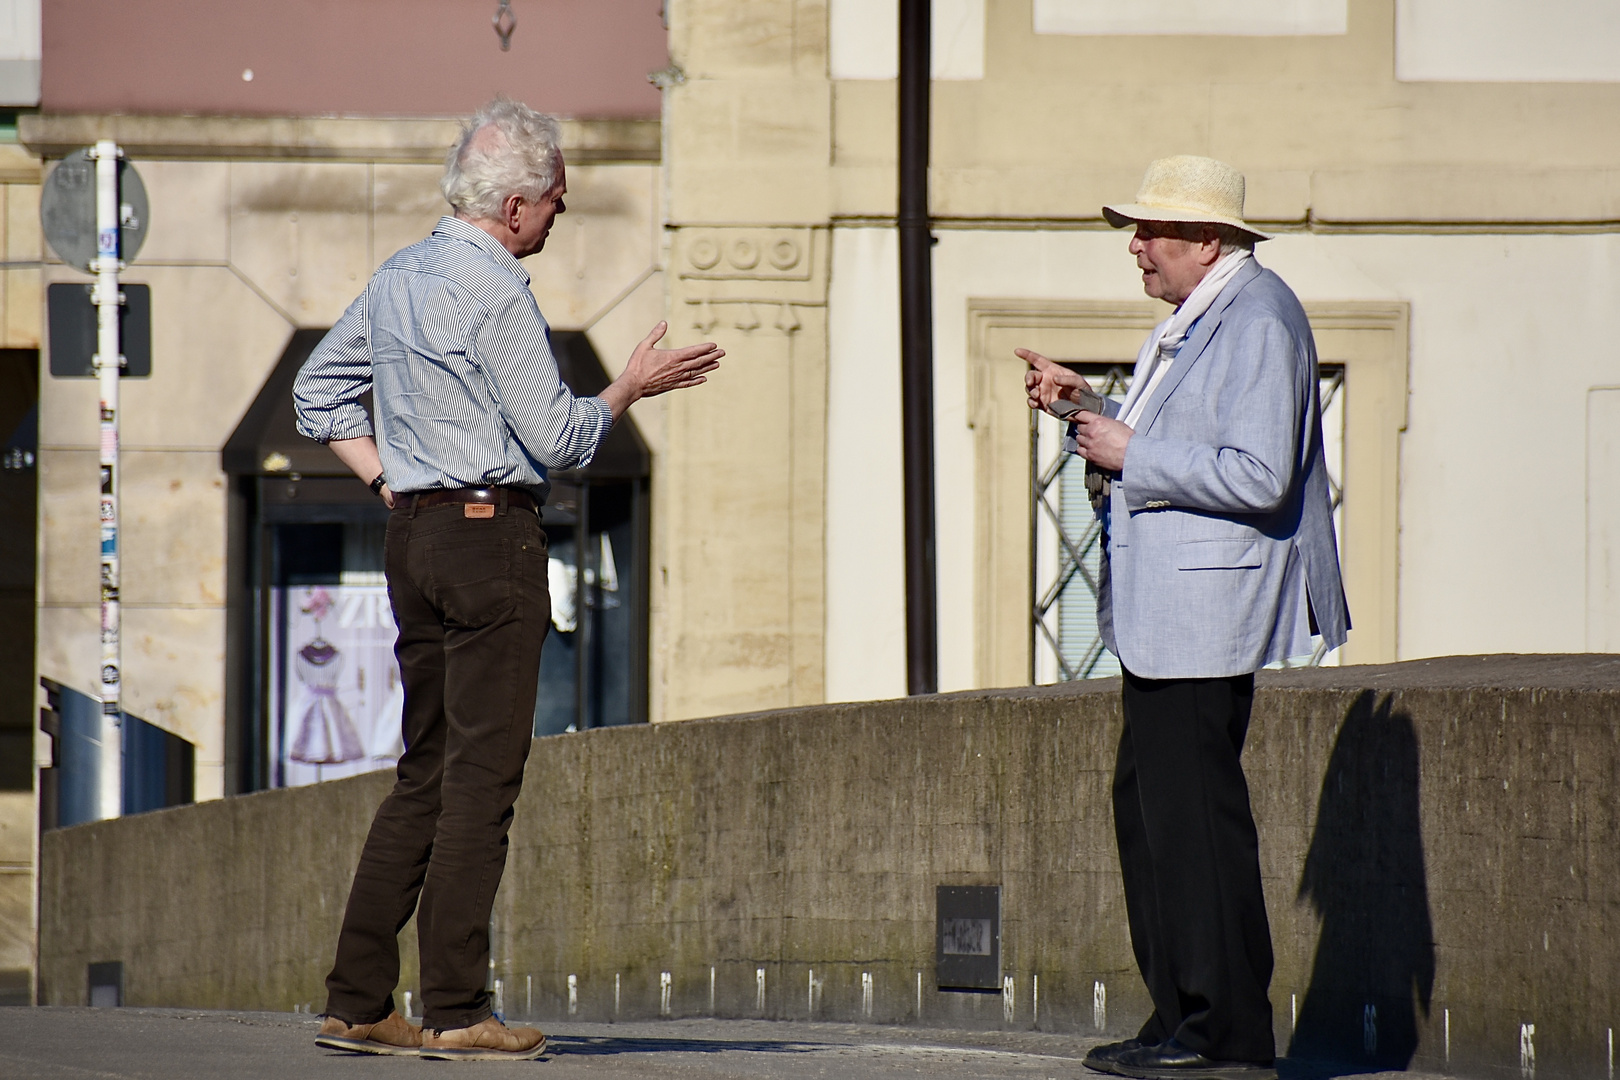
[225, 330, 651, 792]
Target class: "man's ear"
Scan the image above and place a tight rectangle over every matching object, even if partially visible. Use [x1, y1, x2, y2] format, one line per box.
[503, 193, 525, 232]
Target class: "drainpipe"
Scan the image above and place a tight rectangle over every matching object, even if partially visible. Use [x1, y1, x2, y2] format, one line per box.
[898, 0, 937, 695]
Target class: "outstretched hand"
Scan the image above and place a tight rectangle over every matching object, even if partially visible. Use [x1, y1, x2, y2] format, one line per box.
[602, 321, 724, 420]
[630, 321, 724, 396]
[1017, 348, 1095, 415]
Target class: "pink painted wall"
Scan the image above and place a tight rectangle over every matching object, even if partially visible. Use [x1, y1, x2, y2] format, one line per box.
[43, 0, 666, 118]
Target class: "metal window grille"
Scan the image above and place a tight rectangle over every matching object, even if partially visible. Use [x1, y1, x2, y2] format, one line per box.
[1032, 363, 1346, 683]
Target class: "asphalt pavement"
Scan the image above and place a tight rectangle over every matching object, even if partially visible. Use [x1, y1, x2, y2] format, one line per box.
[0, 1009, 1451, 1080]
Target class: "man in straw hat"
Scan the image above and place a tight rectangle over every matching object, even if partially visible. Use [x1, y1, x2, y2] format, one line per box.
[1021, 156, 1348, 1080]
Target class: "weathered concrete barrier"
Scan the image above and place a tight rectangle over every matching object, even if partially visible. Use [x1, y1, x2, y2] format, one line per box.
[38, 655, 1620, 1078]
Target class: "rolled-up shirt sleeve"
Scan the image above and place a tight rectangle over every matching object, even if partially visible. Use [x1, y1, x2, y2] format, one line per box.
[475, 291, 612, 471]
[293, 290, 375, 444]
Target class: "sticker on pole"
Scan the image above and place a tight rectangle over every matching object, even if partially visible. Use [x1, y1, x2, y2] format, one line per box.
[40, 148, 148, 273]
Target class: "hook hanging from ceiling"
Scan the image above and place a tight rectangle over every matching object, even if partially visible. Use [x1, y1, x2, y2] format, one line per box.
[492, 0, 516, 50]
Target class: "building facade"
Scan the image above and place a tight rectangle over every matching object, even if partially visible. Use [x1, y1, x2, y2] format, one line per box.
[12, 0, 672, 999]
[10, 0, 1620, 1001]
[656, 0, 1620, 708]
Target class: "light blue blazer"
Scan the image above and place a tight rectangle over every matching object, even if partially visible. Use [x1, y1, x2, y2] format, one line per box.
[1098, 259, 1350, 679]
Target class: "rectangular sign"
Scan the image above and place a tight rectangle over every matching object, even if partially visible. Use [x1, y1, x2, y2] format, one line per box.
[936, 885, 1001, 989]
[47, 281, 151, 377]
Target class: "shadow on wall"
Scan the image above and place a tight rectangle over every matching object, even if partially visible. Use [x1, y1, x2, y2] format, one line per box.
[1288, 692, 1435, 1073]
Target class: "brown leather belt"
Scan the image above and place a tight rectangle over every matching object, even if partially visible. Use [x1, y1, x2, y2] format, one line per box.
[406, 487, 540, 515]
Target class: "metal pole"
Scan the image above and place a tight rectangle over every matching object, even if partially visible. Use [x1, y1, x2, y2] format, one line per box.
[574, 482, 591, 732]
[898, 0, 937, 695]
[92, 139, 122, 819]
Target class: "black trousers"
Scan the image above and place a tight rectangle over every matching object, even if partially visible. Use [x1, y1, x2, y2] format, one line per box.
[323, 500, 549, 1031]
[1115, 668, 1275, 1064]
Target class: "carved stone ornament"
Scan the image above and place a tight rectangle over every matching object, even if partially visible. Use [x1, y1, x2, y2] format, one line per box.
[680, 229, 813, 281]
[686, 299, 803, 335]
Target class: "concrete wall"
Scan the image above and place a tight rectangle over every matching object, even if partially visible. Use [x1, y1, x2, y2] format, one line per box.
[38, 655, 1620, 1080]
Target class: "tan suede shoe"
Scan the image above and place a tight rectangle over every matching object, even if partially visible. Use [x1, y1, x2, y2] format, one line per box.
[419, 1016, 548, 1061]
[314, 1010, 421, 1056]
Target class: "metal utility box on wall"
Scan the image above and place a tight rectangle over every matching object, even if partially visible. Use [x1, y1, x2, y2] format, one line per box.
[87, 961, 122, 1008]
[935, 884, 1000, 990]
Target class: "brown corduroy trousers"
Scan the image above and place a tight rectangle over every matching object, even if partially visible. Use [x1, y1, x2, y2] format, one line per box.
[323, 498, 549, 1031]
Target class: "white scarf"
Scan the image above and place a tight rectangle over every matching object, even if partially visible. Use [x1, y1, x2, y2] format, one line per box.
[1116, 249, 1253, 430]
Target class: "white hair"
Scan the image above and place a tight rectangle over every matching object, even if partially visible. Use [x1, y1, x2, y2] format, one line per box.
[1212, 223, 1259, 254]
[1153, 220, 1257, 254]
[440, 98, 563, 220]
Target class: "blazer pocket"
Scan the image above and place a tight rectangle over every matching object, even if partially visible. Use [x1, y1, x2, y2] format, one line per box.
[1174, 538, 1262, 570]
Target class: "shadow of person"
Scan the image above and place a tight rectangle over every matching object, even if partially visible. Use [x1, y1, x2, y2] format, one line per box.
[1286, 691, 1435, 1075]
[547, 1035, 824, 1057]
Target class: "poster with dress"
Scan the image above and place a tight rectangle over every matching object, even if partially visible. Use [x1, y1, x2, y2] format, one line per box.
[269, 583, 406, 787]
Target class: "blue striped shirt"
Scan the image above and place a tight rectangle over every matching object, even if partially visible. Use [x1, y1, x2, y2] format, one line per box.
[292, 215, 612, 501]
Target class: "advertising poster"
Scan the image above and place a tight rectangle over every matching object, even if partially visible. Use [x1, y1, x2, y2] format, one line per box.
[269, 584, 404, 787]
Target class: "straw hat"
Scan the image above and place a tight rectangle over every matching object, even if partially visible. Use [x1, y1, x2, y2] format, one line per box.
[1102, 155, 1271, 241]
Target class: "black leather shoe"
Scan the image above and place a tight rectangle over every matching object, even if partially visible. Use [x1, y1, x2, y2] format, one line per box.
[1113, 1039, 1276, 1080]
[1082, 1038, 1147, 1074]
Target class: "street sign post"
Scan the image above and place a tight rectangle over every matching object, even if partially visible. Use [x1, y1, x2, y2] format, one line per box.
[40, 147, 147, 273]
[47, 283, 151, 377]
[92, 141, 121, 822]
[42, 142, 145, 821]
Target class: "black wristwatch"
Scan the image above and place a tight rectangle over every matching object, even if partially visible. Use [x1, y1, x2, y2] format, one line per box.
[369, 472, 387, 496]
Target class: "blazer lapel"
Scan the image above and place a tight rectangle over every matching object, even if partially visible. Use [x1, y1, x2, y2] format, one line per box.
[1132, 260, 1262, 436]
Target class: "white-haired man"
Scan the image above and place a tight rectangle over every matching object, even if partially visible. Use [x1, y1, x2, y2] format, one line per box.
[1022, 157, 1348, 1080]
[293, 99, 722, 1060]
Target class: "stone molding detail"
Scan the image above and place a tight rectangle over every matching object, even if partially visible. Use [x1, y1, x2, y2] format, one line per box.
[677, 228, 814, 282]
[20, 114, 661, 164]
[687, 299, 804, 335]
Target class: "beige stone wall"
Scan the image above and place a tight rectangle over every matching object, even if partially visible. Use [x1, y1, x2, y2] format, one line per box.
[655, 1, 832, 719]
[33, 127, 666, 793]
[0, 147, 41, 346]
[658, 227, 829, 719]
[666, 0, 1620, 229]
[836, 0, 1620, 226]
[0, 791, 33, 994]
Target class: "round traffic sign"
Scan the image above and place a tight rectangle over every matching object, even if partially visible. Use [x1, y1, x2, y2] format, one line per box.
[40, 149, 148, 273]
